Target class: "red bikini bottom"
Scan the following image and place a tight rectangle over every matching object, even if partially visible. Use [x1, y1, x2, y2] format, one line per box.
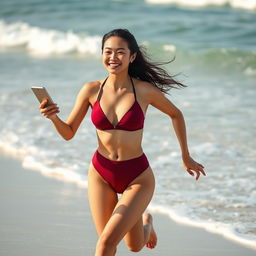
[92, 149, 150, 194]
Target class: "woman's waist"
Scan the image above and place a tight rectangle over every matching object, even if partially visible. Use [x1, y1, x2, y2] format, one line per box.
[96, 145, 144, 161]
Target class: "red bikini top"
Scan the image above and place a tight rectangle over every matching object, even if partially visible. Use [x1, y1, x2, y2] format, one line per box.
[91, 76, 145, 131]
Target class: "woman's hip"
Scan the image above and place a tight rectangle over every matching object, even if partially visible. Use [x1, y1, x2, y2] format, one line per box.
[90, 149, 152, 194]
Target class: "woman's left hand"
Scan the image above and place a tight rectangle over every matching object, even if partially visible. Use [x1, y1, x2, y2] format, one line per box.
[182, 155, 206, 181]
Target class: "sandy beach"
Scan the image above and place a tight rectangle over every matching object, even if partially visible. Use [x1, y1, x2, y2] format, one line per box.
[0, 152, 255, 256]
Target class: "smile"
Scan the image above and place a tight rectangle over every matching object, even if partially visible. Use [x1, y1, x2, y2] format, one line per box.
[108, 63, 120, 68]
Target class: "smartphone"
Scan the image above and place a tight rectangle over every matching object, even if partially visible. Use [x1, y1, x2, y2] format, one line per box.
[31, 86, 54, 107]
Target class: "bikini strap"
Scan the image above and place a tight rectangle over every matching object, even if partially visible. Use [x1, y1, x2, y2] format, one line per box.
[130, 76, 137, 101]
[96, 77, 108, 102]
[97, 76, 136, 101]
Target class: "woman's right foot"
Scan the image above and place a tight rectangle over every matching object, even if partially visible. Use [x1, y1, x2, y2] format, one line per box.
[143, 213, 157, 249]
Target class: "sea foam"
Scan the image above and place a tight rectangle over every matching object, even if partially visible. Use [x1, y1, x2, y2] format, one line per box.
[149, 203, 256, 250]
[0, 20, 101, 56]
[0, 131, 87, 188]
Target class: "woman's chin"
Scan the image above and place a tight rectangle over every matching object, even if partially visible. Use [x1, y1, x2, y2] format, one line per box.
[107, 68, 123, 75]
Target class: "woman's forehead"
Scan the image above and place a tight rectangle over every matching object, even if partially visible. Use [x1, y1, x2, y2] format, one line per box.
[103, 36, 129, 50]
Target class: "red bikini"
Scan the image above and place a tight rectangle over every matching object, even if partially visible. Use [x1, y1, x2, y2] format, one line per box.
[91, 77, 145, 131]
[90, 76, 150, 193]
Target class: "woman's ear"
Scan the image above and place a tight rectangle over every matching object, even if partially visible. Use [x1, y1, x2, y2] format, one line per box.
[130, 52, 137, 63]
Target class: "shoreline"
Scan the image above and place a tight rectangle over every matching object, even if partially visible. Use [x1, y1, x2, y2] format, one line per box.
[1, 151, 256, 256]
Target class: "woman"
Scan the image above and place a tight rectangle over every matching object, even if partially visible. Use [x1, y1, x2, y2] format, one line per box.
[39, 28, 206, 256]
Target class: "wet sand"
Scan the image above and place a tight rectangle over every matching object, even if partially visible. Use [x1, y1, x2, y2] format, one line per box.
[0, 152, 255, 256]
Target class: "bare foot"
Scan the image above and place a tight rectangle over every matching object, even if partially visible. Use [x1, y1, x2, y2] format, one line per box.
[143, 213, 158, 249]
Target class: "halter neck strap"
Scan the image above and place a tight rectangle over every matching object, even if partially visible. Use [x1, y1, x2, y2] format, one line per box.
[96, 76, 136, 102]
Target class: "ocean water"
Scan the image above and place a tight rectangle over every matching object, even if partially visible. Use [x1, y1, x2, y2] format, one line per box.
[0, 0, 256, 250]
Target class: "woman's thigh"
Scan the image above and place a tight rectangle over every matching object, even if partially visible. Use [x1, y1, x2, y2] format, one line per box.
[99, 166, 155, 246]
[87, 162, 118, 236]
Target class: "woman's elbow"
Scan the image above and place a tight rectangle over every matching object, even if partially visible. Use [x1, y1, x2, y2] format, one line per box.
[169, 108, 183, 119]
[63, 135, 73, 141]
[63, 130, 75, 141]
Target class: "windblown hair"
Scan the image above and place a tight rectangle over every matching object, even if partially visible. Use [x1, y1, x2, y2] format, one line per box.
[101, 28, 187, 94]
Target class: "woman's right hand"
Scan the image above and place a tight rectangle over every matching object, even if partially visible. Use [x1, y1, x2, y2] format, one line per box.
[39, 99, 60, 120]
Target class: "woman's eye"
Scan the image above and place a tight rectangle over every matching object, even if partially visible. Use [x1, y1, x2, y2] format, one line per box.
[104, 51, 125, 55]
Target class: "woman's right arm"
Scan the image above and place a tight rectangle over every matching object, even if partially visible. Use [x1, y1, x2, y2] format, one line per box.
[39, 82, 93, 140]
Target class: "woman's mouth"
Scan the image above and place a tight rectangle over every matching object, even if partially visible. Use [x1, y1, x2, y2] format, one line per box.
[108, 63, 120, 69]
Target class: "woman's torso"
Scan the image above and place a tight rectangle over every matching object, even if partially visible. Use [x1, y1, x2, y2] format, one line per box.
[89, 77, 149, 161]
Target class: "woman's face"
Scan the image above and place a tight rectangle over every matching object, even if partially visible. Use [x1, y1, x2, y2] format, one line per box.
[102, 36, 136, 75]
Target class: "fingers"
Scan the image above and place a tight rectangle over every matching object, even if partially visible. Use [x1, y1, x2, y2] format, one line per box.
[183, 156, 206, 181]
[186, 164, 206, 181]
[199, 163, 204, 168]
[197, 163, 206, 176]
[187, 169, 200, 181]
[186, 169, 194, 177]
[195, 167, 206, 181]
[39, 101, 60, 119]
[39, 98, 48, 109]
[200, 168, 206, 176]
[195, 170, 200, 181]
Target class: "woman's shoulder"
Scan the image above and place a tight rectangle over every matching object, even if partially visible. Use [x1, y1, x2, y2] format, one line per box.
[80, 79, 106, 94]
[75, 79, 104, 104]
[133, 78, 162, 106]
[82, 79, 103, 89]
[134, 78, 160, 95]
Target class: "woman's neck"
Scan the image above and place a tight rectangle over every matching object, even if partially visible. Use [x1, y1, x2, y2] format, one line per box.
[108, 72, 130, 90]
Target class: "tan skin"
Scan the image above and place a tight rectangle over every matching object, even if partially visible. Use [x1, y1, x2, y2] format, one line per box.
[39, 36, 206, 256]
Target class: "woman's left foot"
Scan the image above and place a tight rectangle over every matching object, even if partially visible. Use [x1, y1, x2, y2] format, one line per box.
[143, 213, 158, 249]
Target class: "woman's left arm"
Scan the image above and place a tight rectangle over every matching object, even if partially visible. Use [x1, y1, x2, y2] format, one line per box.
[147, 84, 206, 181]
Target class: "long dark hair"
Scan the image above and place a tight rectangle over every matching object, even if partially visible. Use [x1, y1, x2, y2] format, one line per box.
[101, 28, 187, 94]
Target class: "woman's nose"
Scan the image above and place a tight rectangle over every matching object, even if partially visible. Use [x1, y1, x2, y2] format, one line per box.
[110, 52, 117, 59]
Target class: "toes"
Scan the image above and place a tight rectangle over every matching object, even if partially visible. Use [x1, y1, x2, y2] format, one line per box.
[146, 241, 155, 249]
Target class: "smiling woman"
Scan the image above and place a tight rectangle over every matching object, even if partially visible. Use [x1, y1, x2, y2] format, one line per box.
[101, 29, 186, 94]
[39, 28, 206, 256]
[103, 37, 135, 76]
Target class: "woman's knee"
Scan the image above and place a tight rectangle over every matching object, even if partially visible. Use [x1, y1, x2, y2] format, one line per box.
[126, 243, 144, 252]
[96, 232, 118, 253]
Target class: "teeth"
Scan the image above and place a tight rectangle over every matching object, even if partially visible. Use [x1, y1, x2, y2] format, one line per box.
[109, 63, 119, 67]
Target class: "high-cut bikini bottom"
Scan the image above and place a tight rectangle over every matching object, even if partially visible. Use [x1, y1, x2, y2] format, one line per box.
[91, 149, 150, 194]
